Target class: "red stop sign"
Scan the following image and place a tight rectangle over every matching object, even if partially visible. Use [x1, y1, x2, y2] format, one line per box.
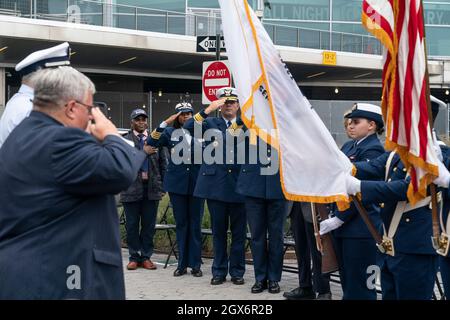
[202, 61, 232, 104]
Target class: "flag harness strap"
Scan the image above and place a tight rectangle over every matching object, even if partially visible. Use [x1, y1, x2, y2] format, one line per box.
[381, 151, 432, 256]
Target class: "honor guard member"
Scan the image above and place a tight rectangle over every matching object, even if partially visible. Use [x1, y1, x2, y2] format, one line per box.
[429, 95, 450, 298]
[148, 102, 205, 277]
[320, 103, 385, 300]
[184, 87, 247, 286]
[339, 108, 450, 300]
[235, 126, 287, 294]
[0, 42, 71, 148]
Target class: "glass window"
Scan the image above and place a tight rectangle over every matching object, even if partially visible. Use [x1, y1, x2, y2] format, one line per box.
[424, 2, 450, 26]
[426, 26, 450, 56]
[263, 0, 330, 21]
[188, 0, 220, 9]
[264, 20, 329, 31]
[114, 0, 185, 12]
[332, 0, 362, 22]
[332, 23, 373, 53]
[332, 22, 370, 35]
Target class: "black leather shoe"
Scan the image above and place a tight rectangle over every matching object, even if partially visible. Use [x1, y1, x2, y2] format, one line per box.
[251, 281, 267, 293]
[191, 269, 203, 277]
[268, 281, 280, 294]
[283, 287, 316, 300]
[173, 268, 187, 277]
[231, 277, 245, 285]
[210, 276, 226, 285]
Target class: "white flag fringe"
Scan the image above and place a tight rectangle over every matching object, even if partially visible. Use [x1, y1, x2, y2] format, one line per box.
[218, 0, 353, 209]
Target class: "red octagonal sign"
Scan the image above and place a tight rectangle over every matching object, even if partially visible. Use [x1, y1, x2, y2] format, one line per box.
[202, 60, 232, 104]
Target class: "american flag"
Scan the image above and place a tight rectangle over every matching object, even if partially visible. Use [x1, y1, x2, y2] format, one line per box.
[362, 0, 439, 204]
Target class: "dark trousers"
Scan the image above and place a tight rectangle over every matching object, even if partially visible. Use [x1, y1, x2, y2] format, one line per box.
[123, 198, 158, 262]
[245, 196, 287, 282]
[334, 237, 378, 300]
[440, 256, 450, 299]
[207, 199, 246, 278]
[170, 193, 204, 270]
[381, 253, 437, 300]
[290, 202, 330, 294]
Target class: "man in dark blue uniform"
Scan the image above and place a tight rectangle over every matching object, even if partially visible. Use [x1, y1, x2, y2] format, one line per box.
[0, 66, 145, 299]
[430, 95, 450, 298]
[184, 88, 247, 286]
[320, 103, 385, 300]
[341, 140, 449, 299]
[236, 129, 287, 294]
[148, 102, 205, 277]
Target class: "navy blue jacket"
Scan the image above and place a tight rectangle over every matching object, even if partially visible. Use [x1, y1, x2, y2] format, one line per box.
[147, 126, 201, 195]
[184, 110, 245, 203]
[0, 111, 145, 299]
[235, 134, 284, 200]
[440, 144, 450, 257]
[334, 134, 384, 238]
[355, 152, 436, 255]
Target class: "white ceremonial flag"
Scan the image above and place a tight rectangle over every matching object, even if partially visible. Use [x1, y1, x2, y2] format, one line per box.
[218, 0, 353, 209]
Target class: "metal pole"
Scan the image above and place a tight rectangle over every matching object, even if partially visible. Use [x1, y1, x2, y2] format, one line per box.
[297, 28, 300, 48]
[194, 14, 197, 36]
[148, 91, 153, 131]
[216, 33, 221, 61]
[135, 7, 138, 30]
[273, 25, 277, 45]
[319, 31, 322, 50]
[166, 11, 169, 33]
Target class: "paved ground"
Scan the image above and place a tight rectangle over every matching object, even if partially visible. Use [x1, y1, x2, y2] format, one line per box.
[123, 249, 345, 300]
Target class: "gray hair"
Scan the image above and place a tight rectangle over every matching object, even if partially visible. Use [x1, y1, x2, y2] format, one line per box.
[33, 66, 96, 109]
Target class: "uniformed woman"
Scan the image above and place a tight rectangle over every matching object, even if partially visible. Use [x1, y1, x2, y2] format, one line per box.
[320, 103, 385, 300]
[148, 102, 204, 277]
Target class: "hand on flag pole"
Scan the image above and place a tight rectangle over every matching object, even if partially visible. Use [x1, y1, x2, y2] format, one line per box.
[346, 175, 361, 195]
[433, 160, 450, 188]
[319, 216, 344, 235]
[432, 131, 443, 162]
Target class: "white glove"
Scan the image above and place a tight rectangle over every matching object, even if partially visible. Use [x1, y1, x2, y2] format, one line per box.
[346, 175, 361, 195]
[432, 131, 443, 162]
[319, 216, 344, 235]
[433, 160, 450, 188]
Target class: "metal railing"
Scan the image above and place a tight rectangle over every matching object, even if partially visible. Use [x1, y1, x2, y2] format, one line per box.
[0, 0, 382, 55]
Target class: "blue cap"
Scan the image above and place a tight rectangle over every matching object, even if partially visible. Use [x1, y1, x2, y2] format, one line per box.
[175, 102, 193, 113]
[130, 108, 148, 120]
[345, 103, 384, 129]
[15, 42, 71, 77]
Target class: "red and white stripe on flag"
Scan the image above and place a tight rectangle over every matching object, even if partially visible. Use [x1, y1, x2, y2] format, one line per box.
[362, 0, 438, 204]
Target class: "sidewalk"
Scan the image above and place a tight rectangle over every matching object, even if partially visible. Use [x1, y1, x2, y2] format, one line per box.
[122, 249, 344, 300]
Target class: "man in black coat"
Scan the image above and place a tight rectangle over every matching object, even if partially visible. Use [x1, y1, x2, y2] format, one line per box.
[120, 108, 167, 271]
[0, 66, 146, 299]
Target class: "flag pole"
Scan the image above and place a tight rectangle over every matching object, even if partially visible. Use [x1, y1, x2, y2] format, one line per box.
[351, 196, 388, 253]
[420, 0, 442, 252]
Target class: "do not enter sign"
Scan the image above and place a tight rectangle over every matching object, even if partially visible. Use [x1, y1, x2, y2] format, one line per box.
[202, 60, 232, 104]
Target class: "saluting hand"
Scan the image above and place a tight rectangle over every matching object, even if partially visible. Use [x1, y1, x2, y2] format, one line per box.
[89, 107, 120, 141]
[204, 98, 227, 115]
[164, 112, 182, 125]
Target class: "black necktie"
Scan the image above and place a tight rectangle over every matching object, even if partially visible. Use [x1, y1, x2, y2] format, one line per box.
[227, 120, 232, 128]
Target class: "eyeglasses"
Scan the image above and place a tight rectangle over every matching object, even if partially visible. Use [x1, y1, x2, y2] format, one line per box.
[73, 100, 96, 114]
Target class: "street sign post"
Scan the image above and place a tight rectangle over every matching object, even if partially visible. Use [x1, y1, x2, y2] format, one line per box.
[196, 36, 226, 53]
[202, 60, 232, 104]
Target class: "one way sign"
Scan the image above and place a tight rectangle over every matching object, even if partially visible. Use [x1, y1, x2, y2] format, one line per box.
[196, 36, 226, 53]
